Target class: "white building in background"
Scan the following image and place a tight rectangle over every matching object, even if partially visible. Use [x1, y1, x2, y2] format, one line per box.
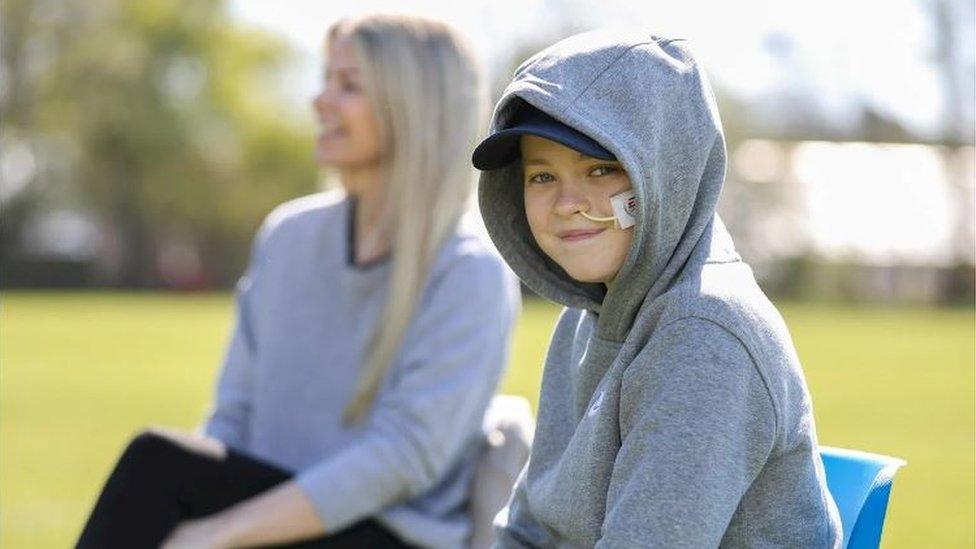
[793, 142, 970, 266]
[724, 139, 975, 302]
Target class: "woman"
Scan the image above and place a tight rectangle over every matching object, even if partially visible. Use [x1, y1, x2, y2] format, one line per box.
[76, 14, 520, 549]
[472, 30, 842, 547]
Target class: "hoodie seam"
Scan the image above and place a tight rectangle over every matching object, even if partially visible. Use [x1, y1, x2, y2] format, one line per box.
[642, 315, 782, 443]
[657, 37, 685, 47]
[565, 36, 690, 113]
[564, 40, 655, 110]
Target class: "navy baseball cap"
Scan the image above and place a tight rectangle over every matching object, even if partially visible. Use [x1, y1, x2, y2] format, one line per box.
[472, 104, 614, 171]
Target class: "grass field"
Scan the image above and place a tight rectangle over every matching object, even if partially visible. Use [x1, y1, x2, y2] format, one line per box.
[2, 292, 973, 548]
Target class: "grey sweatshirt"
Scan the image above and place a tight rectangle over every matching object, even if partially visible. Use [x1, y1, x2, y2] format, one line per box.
[201, 191, 521, 548]
[478, 31, 843, 548]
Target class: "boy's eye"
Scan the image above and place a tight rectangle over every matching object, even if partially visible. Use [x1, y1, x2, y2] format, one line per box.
[589, 165, 620, 177]
[526, 172, 555, 185]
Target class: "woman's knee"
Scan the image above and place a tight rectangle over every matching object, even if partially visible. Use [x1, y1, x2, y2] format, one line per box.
[118, 429, 186, 469]
[125, 426, 228, 462]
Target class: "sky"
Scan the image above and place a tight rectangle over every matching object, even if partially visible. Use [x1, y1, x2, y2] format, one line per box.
[229, 0, 975, 139]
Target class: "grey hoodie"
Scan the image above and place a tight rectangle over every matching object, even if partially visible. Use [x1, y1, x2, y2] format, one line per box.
[478, 30, 843, 548]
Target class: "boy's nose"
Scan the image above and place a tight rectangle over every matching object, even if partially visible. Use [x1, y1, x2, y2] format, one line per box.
[553, 180, 590, 218]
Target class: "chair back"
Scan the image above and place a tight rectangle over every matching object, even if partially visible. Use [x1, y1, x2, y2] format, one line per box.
[820, 446, 906, 549]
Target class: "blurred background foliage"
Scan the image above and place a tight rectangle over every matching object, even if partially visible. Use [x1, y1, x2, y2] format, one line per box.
[1, 0, 318, 288]
[2, 0, 974, 304]
[7, 0, 974, 303]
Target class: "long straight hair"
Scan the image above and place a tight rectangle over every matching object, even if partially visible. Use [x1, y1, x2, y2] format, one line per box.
[327, 15, 487, 424]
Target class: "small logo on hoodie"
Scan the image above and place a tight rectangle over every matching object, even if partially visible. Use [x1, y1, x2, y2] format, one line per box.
[587, 390, 605, 418]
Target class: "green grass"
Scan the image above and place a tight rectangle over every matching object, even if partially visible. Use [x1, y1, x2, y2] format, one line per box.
[1, 292, 973, 548]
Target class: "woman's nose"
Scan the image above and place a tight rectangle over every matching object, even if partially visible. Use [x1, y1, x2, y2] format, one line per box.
[312, 89, 335, 113]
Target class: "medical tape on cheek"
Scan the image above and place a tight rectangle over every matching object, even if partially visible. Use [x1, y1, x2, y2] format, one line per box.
[578, 189, 638, 229]
[609, 189, 637, 229]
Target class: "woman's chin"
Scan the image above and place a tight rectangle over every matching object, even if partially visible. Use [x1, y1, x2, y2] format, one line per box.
[315, 150, 355, 169]
[315, 146, 382, 171]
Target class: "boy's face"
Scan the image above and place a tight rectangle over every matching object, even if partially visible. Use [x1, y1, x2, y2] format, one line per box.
[521, 135, 634, 284]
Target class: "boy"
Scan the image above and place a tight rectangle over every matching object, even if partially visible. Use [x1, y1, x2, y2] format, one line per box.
[472, 30, 843, 548]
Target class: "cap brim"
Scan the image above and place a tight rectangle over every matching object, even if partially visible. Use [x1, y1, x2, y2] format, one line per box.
[472, 122, 615, 171]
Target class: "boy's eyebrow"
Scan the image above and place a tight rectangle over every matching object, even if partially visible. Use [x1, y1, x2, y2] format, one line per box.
[577, 152, 619, 162]
[522, 153, 618, 166]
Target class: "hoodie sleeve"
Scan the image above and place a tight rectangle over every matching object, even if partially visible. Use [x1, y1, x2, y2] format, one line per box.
[596, 317, 777, 548]
[294, 255, 520, 534]
[493, 464, 557, 548]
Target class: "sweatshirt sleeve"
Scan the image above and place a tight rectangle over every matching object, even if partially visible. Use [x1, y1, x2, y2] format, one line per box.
[200, 274, 256, 449]
[596, 317, 777, 548]
[199, 222, 271, 449]
[294, 255, 520, 534]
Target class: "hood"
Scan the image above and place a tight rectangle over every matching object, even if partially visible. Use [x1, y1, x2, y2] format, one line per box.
[478, 29, 736, 342]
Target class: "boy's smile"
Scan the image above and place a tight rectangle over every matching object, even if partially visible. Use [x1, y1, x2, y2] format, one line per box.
[520, 135, 634, 284]
[557, 228, 606, 242]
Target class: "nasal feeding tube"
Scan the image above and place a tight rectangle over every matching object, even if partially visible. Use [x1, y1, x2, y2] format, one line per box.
[578, 189, 637, 230]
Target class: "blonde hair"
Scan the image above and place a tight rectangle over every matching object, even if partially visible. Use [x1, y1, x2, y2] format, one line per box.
[327, 15, 487, 424]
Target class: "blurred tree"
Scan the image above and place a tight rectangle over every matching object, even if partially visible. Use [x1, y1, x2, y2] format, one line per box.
[932, 0, 976, 304]
[1, 0, 319, 287]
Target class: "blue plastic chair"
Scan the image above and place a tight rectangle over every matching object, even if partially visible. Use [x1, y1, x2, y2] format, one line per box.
[820, 446, 906, 549]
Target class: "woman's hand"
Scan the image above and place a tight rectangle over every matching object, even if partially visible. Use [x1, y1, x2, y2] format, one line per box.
[161, 481, 326, 548]
[160, 516, 235, 549]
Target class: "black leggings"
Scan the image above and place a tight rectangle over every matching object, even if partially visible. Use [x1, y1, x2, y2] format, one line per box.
[75, 431, 412, 548]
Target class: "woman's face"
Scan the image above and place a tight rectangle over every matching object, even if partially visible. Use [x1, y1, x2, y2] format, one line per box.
[312, 33, 383, 169]
[521, 135, 634, 284]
